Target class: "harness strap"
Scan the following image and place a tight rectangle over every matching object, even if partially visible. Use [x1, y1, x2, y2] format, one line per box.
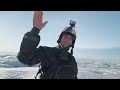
[35, 63, 42, 79]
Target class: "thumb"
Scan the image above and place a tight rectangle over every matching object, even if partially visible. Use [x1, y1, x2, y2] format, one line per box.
[43, 21, 48, 27]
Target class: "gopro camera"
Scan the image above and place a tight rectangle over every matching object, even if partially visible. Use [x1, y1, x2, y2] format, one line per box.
[70, 20, 76, 28]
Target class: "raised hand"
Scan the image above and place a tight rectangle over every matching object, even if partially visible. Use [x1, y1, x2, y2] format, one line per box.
[33, 11, 48, 30]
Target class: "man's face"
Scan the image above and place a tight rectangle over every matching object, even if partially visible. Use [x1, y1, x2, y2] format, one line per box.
[60, 34, 73, 48]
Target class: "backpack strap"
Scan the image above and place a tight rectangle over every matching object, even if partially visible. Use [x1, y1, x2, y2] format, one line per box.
[35, 63, 42, 79]
[49, 61, 66, 79]
[54, 61, 66, 79]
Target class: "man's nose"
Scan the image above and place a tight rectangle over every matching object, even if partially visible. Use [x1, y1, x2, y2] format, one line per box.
[66, 38, 71, 42]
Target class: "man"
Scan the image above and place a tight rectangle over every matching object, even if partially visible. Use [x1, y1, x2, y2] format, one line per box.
[17, 11, 78, 79]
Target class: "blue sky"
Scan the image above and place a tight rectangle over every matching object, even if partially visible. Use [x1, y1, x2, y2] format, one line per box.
[0, 11, 120, 53]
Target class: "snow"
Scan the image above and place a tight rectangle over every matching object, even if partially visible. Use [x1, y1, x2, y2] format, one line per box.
[0, 52, 120, 79]
[76, 58, 120, 79]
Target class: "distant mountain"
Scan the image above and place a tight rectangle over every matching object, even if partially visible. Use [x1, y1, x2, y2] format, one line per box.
[0, 52, 27, 68]
[0, 51, 39, 68]
[0, 51, 17, 56]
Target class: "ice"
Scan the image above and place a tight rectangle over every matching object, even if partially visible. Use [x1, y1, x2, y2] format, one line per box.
[0, 52, 120, 79]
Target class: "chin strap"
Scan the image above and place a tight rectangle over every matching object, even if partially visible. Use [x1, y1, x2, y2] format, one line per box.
[59, 43, 63, 49]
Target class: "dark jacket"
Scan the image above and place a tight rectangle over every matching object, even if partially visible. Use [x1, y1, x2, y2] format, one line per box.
[17, 27, 78, 79]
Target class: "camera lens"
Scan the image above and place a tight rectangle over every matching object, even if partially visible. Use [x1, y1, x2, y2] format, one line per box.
[70, 20, 76, 26]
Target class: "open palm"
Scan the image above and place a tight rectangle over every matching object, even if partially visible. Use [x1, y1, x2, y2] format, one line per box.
[33, 11, 48, 30]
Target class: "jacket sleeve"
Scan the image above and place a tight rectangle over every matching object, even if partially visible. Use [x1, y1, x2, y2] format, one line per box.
[17, 27, 46, 66]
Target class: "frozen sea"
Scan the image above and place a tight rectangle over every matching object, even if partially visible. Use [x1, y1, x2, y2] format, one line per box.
[0, 48, 120, 79]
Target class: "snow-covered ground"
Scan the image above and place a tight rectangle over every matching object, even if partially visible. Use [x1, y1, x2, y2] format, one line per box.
[0, 52, 120, 79]
[76, 58, 120, 79]
[0, 67, 38, 79]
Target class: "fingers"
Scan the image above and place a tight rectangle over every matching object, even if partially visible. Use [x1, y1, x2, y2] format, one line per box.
[36, 11, 43, 22]
[34, 11, 43, 23]
[34, 11, 43, 16]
